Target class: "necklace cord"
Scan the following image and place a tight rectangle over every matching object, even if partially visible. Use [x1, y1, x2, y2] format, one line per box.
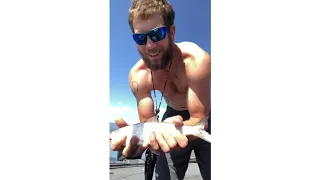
[151, 59, 173, 116]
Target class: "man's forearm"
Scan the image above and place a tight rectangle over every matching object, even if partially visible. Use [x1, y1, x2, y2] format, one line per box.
[182, 116, 208, 126]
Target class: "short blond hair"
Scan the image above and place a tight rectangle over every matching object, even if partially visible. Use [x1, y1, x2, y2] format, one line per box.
[128, 0, 175, 33]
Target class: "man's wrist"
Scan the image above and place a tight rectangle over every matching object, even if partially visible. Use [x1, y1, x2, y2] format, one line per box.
[182, 118, 200, 126]
[183, 116, 210, 126]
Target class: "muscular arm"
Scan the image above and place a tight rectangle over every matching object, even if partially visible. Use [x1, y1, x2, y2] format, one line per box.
[114, 70, 155, 160]
[183, 49, 211, 126]
[129, 70, 155, 122]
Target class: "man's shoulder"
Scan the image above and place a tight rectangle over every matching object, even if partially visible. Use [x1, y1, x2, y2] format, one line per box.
[128, 59, 150, 86]
[178, 41, 210, 75]
[177, 41, 201, 50]
[177, 41, 208, 54]
[129, 59, 147, 75]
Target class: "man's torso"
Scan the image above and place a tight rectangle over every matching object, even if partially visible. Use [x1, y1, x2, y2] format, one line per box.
[130, 41, 209, 111]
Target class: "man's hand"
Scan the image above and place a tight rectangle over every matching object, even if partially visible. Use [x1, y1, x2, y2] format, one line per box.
[110, 117, 148, 158]
[149, 115, 189, 153]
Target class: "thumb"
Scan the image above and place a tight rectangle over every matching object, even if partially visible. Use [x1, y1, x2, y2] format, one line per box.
[163, 115, 183, 126]
[115, 117, 128, 128]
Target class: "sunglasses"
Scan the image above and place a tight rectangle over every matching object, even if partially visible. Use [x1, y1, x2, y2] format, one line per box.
[132, 26, 167, 45]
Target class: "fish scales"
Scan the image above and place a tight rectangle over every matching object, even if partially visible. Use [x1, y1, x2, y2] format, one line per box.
[110, 116, 211, 147]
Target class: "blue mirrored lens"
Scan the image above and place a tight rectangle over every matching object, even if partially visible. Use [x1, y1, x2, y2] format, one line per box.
[133, 34, 147, 45]
[149, 27, 167, 42]
[132, 27, 167, 45]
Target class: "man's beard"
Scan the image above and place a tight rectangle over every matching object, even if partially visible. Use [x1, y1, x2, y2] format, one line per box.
[138, 38, 174, 71]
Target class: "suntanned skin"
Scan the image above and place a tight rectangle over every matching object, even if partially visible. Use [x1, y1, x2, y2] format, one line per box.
[129, 42, 211, 123]
[110, 14, 210, 158]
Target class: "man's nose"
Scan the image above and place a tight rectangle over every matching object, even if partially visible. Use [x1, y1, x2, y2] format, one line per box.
[146, 36, 156, 49]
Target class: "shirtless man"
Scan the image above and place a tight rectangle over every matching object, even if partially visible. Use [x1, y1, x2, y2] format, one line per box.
[110, 0, 211, 179]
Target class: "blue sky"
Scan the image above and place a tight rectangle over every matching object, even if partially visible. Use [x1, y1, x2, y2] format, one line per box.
[109, 0, 211, 124]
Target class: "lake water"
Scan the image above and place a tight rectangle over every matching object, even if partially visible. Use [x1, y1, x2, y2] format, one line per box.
[109, 123, 119, 161]
[109, 123, 146, 161]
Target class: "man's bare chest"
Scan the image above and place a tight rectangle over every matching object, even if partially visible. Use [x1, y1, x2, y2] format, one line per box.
[151, 72, 188, 95]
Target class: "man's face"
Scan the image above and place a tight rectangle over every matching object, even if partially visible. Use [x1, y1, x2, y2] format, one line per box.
[132, 14, 175, 70]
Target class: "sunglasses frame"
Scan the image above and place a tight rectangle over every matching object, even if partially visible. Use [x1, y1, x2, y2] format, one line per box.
[132, 26, 168, 45]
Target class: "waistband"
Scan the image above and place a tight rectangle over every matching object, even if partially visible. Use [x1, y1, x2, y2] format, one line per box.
[166, 105, 190, 114]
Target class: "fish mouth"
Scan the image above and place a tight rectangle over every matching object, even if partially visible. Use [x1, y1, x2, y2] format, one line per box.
[109, 133, 115, 141]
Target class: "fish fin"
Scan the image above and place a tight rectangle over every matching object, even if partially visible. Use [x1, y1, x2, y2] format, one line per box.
[189, 116, 212, 143]
[194, 116, 209, 129]
[145, 116, 158, 123]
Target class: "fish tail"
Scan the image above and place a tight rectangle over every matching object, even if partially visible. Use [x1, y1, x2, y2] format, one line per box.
[195, 116, 212, 143]
[194, 130, 212, 143]
[185, 116, 212, 143]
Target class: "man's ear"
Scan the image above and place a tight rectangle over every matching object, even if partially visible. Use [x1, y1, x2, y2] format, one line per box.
[170, 25, 176, 41]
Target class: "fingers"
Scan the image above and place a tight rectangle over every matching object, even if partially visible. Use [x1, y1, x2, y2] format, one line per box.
[172, 116, 183, 126]
[151, 130, 180, 153]
[124, 137, 148, 158]
[155, 131, 170, 153]
[122, 136, 139, 157]
[150, 130, 186, 153]
[163, 131, 177, 149]
[110, 117, 128, 151]
[171, 129, 188, 148]
[149, 131, 160, 151]
[115, 117, 128, 128]
[132, 143, 148, 157]
[163, 115, 183, 126]
[148, 115, 187, 153]
[110, 133, 126, 151]
[114, 135, 147, 158]
[149, 115, 187, 153]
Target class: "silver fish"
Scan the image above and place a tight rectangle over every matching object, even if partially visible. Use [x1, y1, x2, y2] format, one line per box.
[109, 116, 211, 150]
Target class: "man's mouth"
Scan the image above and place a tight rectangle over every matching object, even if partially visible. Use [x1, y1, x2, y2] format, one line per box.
[148, 50, 160, 57]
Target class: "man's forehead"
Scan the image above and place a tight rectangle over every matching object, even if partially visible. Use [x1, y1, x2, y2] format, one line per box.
[132, 14, 164, 33]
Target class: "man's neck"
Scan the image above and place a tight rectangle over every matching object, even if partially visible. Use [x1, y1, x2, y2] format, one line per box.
[153, 43, 181, 74]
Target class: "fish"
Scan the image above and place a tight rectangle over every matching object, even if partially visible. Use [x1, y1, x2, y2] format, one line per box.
[109, 116, 211, 154]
